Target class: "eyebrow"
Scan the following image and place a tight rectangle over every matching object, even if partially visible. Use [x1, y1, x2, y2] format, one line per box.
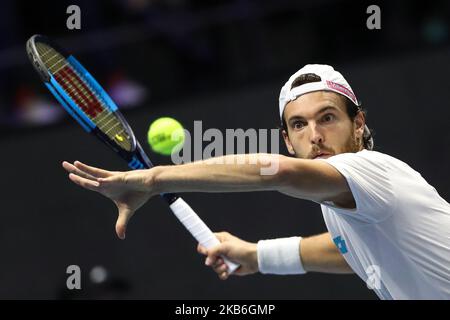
[288, 105, 339, 122]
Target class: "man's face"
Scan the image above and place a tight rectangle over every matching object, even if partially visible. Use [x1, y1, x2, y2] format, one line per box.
[282, 91, 365, 159]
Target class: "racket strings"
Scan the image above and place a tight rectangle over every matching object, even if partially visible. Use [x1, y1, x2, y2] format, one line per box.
[36, 43, 69, 75]
[36, 42, 133, 151]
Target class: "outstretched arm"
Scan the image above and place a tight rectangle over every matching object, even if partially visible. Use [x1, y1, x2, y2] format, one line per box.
[151, 154, 352, 205]
[197, 232, 353, 280]
[62, 154, 353, 238]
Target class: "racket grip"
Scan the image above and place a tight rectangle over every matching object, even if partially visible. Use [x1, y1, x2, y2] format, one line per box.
[169, 197, 240, 274]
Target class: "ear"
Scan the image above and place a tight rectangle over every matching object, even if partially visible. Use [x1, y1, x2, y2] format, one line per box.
[354, 111, 365, 139]
[282, 129, 296, 156]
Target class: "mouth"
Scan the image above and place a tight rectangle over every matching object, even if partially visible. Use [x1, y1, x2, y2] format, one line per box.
[312, 153, 332, 160]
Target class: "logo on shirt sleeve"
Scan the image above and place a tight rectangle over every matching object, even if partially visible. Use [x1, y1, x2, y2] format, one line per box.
[333, 236, 348, 254]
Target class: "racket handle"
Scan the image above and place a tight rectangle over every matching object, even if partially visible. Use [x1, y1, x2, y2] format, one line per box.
[169, 197, 240, 274]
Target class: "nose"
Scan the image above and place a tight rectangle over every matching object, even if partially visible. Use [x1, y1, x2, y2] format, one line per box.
[308, 122, 324, 145]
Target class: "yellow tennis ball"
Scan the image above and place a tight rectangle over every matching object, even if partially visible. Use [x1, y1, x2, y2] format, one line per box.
[147, 117, 185, 156]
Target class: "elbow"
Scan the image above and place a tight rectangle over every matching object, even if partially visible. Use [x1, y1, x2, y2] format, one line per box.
[271, 156, 317, 198]
[270, 155, 303, 190]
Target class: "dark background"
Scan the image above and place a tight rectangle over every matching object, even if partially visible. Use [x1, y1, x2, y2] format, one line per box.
[0, 0, 449, 299]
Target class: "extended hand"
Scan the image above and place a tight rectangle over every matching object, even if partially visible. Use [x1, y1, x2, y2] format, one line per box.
[197, 232, 258, 280]
[62, 161, 156, 239]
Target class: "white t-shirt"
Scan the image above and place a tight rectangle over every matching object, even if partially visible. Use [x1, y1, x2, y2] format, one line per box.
[319, 150, 450, 300]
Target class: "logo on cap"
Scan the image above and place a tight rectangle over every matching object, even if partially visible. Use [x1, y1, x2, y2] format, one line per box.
[326, 80, 357, 104]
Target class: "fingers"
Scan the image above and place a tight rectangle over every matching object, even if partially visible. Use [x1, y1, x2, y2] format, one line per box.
[204, 255, 229, 280]
[209, 240, 230, 259]
[217, 266, 229, 280]
[197, 234, 227, 256]
[211, 258, 229, 280]
[68, 173, 100, 191]
[97, 175, 119, 184]
[62, 161, 98, 181]
[197, 232, 228, 256]
[63, 161, 121, 191]
[197, 244, 207, 256]
[199, 242, 231, 280]
[115, 221, 126, 240]
[198, 244, 223, 267]
[214, 231, 231, 242]
[115, 206, 133, 240]
[73, 161, 112, 178]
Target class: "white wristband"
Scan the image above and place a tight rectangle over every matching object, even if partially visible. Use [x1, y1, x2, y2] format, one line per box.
[257, 236, 306, 275]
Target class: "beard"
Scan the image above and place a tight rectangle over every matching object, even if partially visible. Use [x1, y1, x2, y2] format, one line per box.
[340, 131, 362, 154]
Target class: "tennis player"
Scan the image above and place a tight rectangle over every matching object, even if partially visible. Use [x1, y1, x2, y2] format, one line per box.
[62, 64, 450, 299]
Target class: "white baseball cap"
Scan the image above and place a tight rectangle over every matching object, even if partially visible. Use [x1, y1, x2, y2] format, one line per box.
[279, 64, 359, 119]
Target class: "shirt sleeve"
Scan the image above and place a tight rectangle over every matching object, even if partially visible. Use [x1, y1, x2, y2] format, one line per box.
[319, 150, 396, 223]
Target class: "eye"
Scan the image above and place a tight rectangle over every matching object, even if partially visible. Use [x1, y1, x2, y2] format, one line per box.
[292, 120, 306, 130]
[321, 113, 335, 123]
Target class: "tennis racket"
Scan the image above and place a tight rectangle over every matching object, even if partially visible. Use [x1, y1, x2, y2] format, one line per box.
[26, 34, 239, 273]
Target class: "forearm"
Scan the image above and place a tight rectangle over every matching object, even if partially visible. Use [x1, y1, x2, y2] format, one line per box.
[152, 153, 283, 194]
[301, 232, 353, 274]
